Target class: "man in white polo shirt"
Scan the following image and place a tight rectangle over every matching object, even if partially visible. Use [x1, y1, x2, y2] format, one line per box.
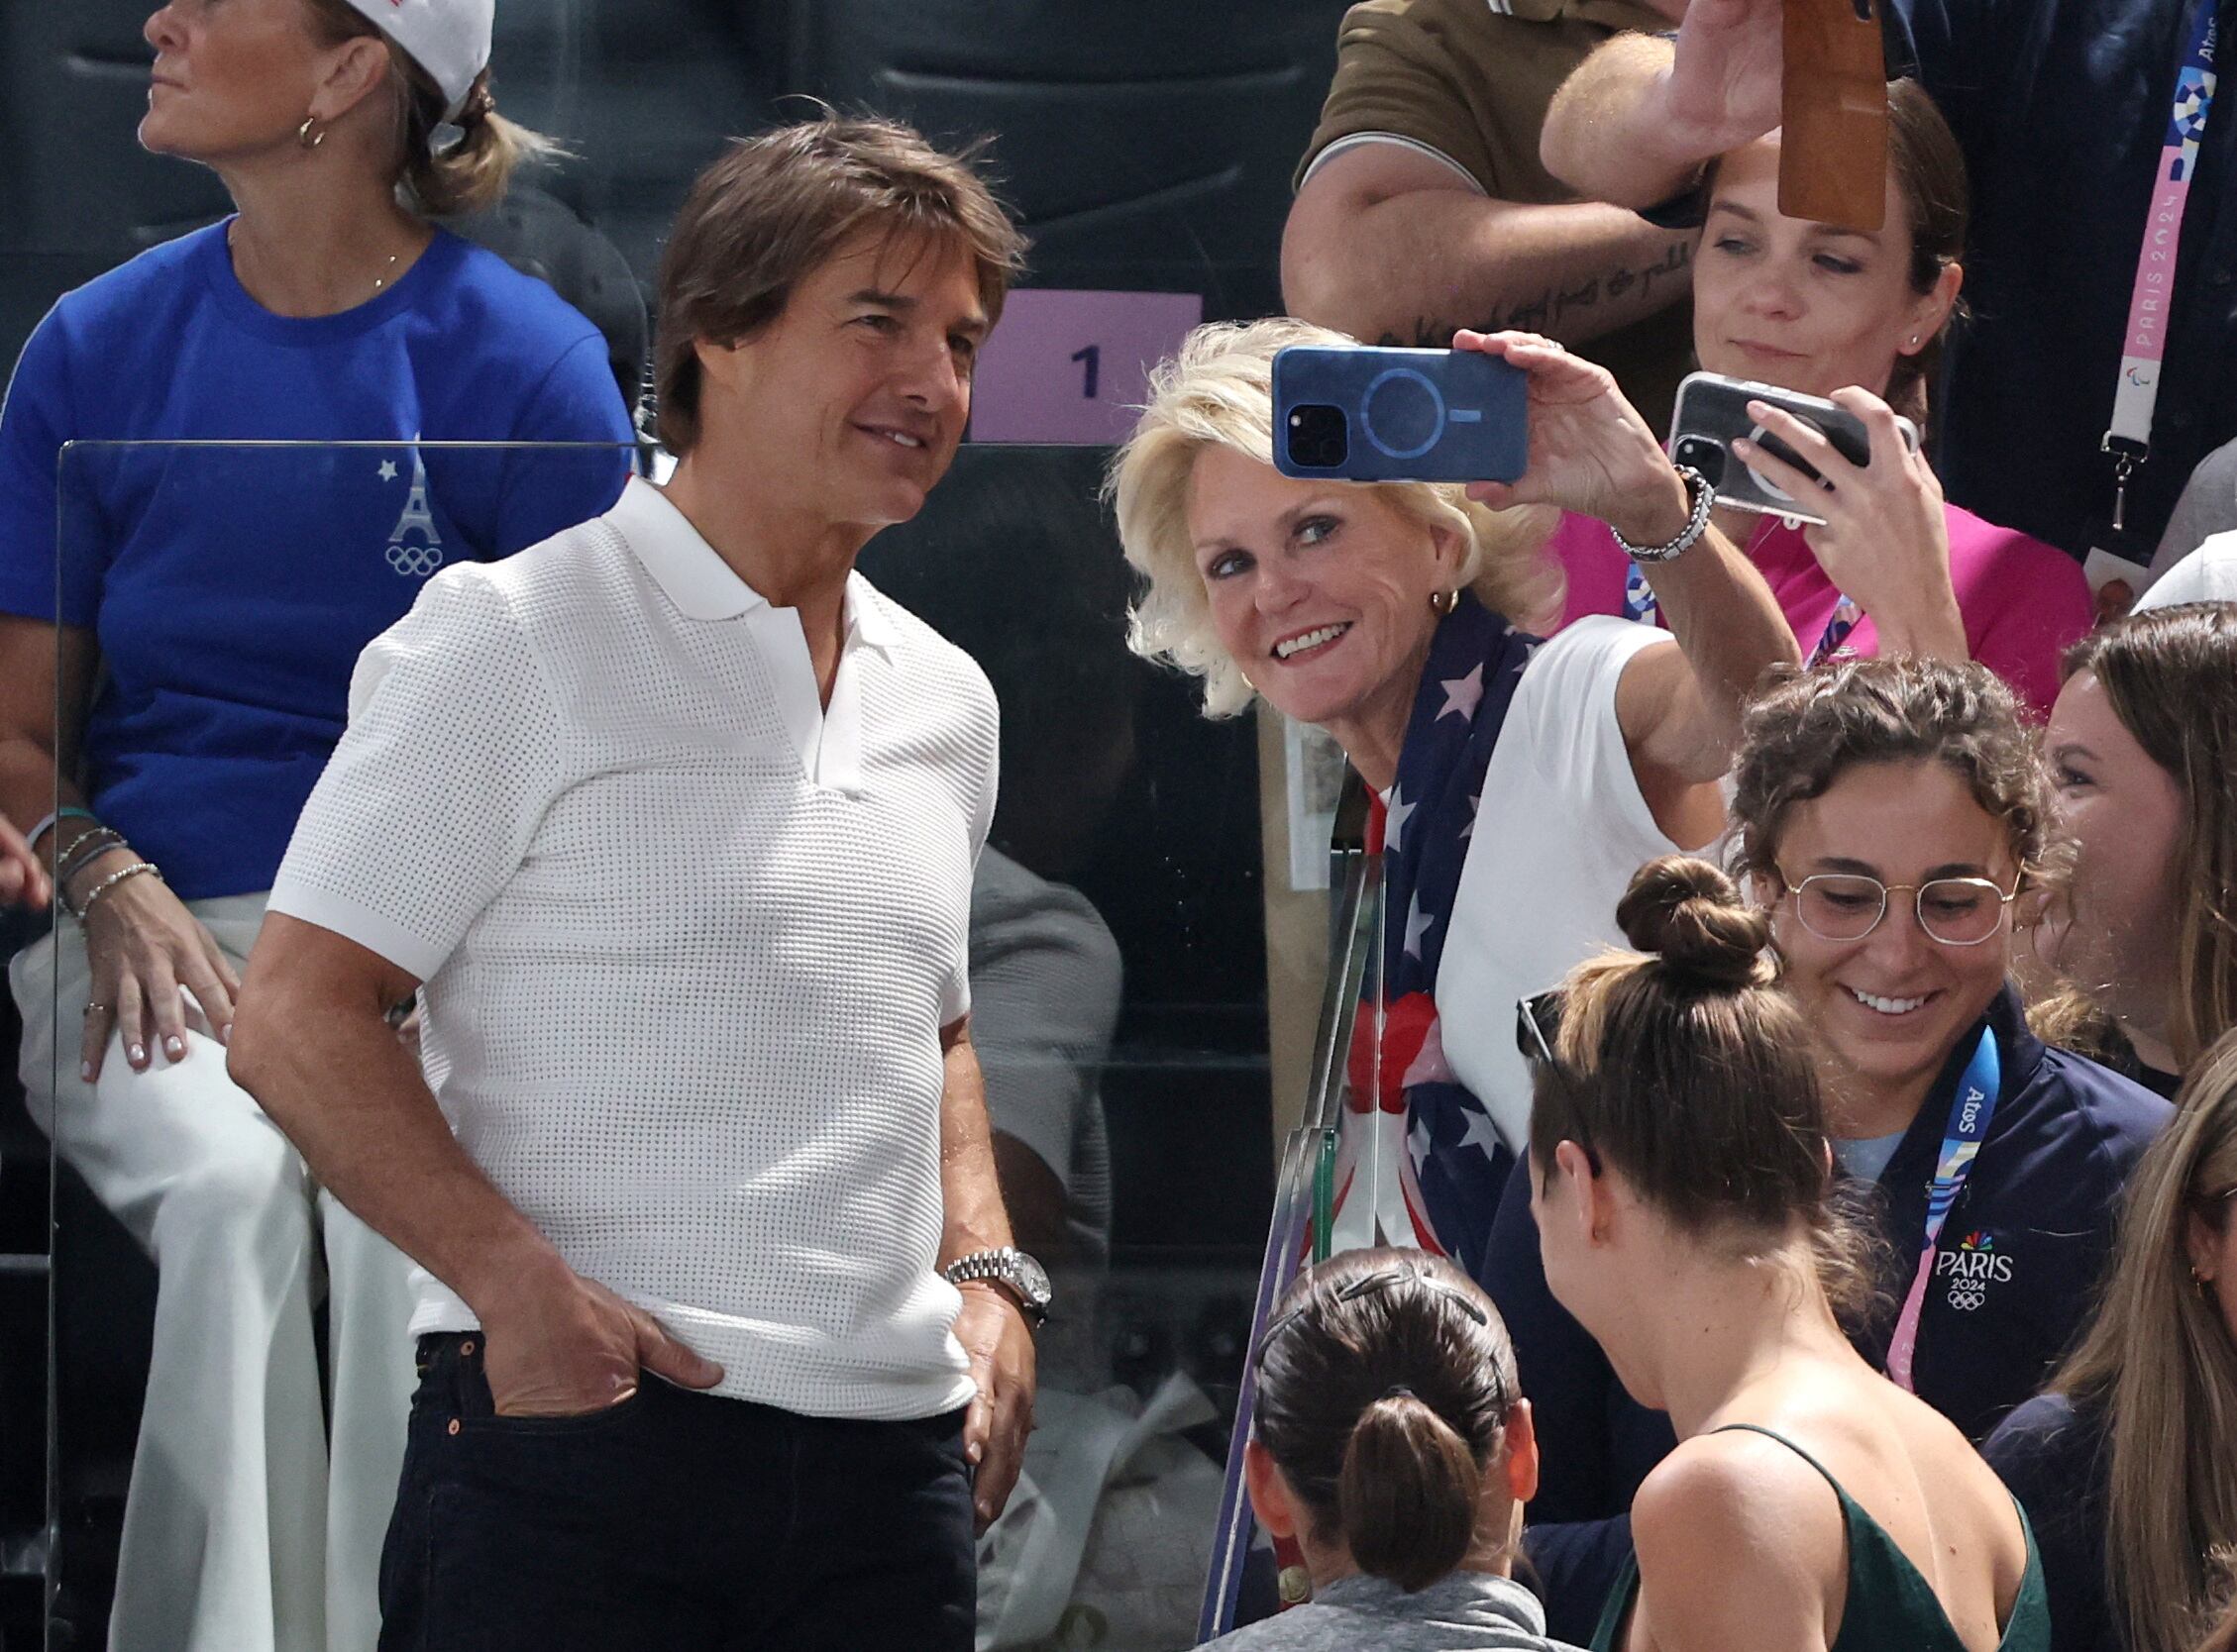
[227, 117, 1040, 1649]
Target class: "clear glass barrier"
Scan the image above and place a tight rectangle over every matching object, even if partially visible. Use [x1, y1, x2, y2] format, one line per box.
[39, 439, 1300, 1648]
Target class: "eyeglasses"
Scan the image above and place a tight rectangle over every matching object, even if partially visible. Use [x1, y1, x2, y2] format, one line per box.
[1775, 869, 2023, 948]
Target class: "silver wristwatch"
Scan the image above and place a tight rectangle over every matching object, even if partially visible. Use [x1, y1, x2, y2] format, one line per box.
[944, 1246, 1052, 1327]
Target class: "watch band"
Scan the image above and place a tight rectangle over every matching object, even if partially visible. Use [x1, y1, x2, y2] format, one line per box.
[944, 1246, 1050, 1325]
[1612, 465, 1715, 565]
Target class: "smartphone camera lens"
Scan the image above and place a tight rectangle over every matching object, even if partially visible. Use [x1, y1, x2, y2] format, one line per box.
[1287, 404, 1348, 470]
[1672, 435, 1726, 489]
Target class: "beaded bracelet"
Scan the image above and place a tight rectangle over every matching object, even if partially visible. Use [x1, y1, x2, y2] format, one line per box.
[55, 827, 128, 887]
[68, 861, 160, 924]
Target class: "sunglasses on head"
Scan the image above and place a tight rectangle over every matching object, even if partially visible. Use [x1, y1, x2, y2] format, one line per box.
[1513, 988, 1602, 1176]
[1515, 989, 1563, 1069]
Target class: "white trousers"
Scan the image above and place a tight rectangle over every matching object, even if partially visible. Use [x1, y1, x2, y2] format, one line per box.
[12, 891, 414, 1652]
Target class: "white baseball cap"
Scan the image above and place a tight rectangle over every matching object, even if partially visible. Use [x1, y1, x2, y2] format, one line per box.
[2137, 533, 2237, 611]
[341, 0, 494, 122]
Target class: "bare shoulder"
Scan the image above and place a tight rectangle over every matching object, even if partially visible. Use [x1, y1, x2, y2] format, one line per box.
[1635, 1428, 1845, 1558]
[1630, 1432, 1841, 1652]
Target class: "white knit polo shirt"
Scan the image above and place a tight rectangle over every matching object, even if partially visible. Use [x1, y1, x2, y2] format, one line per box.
[270, 476, 997, 1421]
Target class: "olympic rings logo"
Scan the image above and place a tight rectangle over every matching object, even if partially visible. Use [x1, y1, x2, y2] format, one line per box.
[386, 541, 445, 577]
[1947, 1285, 1987, 1312]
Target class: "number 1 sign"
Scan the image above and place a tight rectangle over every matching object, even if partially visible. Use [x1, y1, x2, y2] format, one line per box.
[968, 288, 1206, 445]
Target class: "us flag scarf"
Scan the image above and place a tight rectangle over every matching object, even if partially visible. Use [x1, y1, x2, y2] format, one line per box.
[1335, 590, 1538, 1281]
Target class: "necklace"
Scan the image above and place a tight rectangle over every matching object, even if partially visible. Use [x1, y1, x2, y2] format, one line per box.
[226, 221, 406, 301]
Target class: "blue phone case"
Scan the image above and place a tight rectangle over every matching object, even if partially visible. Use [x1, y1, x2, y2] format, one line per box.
[1272, 345, 1529, 483]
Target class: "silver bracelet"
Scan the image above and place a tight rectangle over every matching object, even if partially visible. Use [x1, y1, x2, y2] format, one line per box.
[1612, 465, 1715, 565]
[70, 861, 160, 923]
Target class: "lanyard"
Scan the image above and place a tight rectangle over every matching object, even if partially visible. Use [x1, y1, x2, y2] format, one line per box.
[1884, 1027, 2001, 1393]
[1625, 519, 1860, 663]
[2105, 0, 2221, 532]
[1808, 593, 1863, 667]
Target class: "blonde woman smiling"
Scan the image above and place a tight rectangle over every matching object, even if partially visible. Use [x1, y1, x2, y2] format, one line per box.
[1111, 317, 1795, 1270]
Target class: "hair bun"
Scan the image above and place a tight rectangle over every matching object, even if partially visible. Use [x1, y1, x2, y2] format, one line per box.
[1616, 856, 1769, 989]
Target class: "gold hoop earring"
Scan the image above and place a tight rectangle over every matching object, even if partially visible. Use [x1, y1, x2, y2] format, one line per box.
[1430, 588, 1459, 617]
[298, 115, 325, 151]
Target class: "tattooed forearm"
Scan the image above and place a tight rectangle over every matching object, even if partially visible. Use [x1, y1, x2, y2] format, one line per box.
[1375, 241, 1694, 348]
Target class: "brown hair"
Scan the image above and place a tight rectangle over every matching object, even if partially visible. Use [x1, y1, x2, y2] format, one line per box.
[1729, 655, 2054, 896]
[2054, 1029, 2237, 1652]
[651, 116, 1027, 457]
[1880, 76, 1971, 409]
[1529, 858, 1879, 1318]
[1704, 78, 1968, 412]
[302, 0, 558, 218]
[1252, 1247, 1518, 1593]
[2058, 604, 2237, 1070]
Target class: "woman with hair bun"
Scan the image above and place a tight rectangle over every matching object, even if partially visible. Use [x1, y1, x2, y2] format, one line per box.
[0, 2, 632, 1646]
[1531, 856, 2049, 1652]
[1482, 658, 2170, 1642]
[1210, 1246, 1579, 1651]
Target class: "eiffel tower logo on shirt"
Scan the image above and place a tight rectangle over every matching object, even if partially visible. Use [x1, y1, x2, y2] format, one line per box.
[383, 443, 445, 577]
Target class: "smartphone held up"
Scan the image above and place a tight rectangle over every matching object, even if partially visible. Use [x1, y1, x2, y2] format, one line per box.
[1272, 345, 1529, 484]
[1667, 371, 1919, 527]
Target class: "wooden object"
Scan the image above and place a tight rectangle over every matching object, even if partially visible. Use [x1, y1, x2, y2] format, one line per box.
[1779, 0, 1890, 230]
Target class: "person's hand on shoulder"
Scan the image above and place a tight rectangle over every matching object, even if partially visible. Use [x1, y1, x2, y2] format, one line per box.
[1734, 387, 1969, 663]
[954, 1280, 1036, 1534]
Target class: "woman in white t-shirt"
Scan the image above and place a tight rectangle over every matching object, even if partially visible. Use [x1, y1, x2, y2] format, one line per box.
[1108, 317, 1796, 1276]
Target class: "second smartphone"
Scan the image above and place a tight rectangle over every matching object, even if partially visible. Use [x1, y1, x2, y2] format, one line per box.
[1668, 371, 1919, 525]
[1272, 345, 1529, 484]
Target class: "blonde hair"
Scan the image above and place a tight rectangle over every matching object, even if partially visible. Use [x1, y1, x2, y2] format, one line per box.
[304, 0, 562, 218]
[2055, 1027, 2237, 1652]
[1106, 318, 1561, 718]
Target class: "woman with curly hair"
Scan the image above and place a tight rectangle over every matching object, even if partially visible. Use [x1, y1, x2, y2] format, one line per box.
[1482, 658, 2171, 1640]
[1529, 854, 2049, 1652]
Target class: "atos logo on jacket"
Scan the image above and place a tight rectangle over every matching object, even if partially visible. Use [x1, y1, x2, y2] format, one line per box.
[1937, 1230, 2014, 1311]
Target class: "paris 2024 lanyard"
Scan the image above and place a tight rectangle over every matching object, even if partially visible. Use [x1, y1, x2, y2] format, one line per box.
[1884, 1026, 2001, 1392]
[2104, 0, 2221, 535]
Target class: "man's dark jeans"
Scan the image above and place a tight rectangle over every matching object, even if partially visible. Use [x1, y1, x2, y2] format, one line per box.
[378, 1332, 976, 1650]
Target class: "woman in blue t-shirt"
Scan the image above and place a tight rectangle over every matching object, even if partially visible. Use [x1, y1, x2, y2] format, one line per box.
[1484, 657, 2172, 1643]
[0, 3, 632, 1647]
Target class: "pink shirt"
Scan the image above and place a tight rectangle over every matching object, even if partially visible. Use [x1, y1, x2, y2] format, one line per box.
[1550, 504, 2093, 715]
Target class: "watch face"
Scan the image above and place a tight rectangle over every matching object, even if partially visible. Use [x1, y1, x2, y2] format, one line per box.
[1012, 1251, 1053, 1307]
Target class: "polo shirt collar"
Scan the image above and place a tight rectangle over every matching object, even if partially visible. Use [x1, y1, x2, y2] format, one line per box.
[608, 474, 899, 654]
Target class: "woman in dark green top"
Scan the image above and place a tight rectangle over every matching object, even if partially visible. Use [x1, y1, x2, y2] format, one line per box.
[1522, 856, 2049, 1652]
